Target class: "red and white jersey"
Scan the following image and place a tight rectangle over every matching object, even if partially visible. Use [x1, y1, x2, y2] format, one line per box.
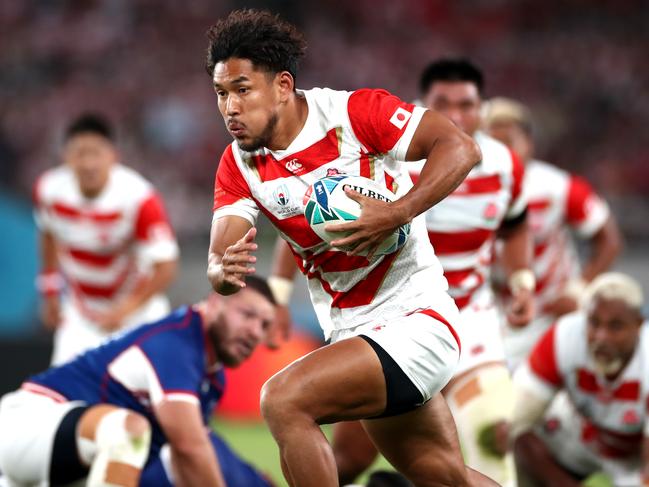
[410, 131, 526, 310]
[34, 164, 179, 316]
[524, 312, 649, 460]
[525, 160, 610, 307]
[213, 87, 458, 339]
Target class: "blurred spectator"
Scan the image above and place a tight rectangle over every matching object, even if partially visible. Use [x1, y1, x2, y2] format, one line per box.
[1, 0, 647, 238]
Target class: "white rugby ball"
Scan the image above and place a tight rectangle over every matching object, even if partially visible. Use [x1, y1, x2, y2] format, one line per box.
[303, 175, 410, 255]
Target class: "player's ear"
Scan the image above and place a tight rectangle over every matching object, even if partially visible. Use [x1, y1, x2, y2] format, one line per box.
[276, 71, 295, 103]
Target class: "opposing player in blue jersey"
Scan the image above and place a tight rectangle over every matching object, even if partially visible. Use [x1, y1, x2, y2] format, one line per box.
[0, 276, 275, 487]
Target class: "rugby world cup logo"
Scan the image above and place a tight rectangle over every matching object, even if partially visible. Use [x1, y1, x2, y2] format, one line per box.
[274, 184, 290, 206]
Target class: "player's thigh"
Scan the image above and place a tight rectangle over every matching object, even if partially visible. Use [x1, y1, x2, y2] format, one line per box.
[261, 336, 387, 423]
[362, 393, 467, 487]
[0, 390, 84, 485]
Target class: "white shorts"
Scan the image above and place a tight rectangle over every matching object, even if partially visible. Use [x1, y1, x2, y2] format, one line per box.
[502, 313, 554, 371]
[51, 294, 170, 365]
[536, 392, 641, 487]
[0, 390, 85, 486]
[330, 308, 460, 403]
[454, 304, 506, 376]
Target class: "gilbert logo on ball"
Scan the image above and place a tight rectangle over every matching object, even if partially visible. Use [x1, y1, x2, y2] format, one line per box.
[304, 175, 410, 256]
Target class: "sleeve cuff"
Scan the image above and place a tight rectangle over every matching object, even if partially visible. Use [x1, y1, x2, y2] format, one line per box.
[390, 106, 426, 161]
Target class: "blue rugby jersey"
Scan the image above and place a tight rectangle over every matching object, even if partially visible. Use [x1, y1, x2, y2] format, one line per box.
[25, 306, 225, 454]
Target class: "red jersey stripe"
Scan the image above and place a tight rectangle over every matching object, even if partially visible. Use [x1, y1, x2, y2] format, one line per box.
[453, 174, 502, 195]
[428, 229, 493, 254]
[51, 203, 122, 222]
[252, 128, 342, 183]
[66, 247, 120, 267]
[529, 324, 563, 387]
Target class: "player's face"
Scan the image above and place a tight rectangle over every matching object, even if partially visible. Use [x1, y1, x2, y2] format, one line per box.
[424, 81, 482, 136]
[64, 133, 117, 198]
[587, 297, 642, 376]
[209, 288, 275, 367]
[487, 121, 533, 162]
[213, 58, 281, 152]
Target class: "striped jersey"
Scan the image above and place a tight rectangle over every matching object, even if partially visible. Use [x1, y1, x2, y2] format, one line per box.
[33, 164, 179, 317]
[524, 160, 610, 308]
[24, 306, 225, 457]
[521, 312, 649, 460]
[410, 131, 526, 310]
[213, 87, 458, 340]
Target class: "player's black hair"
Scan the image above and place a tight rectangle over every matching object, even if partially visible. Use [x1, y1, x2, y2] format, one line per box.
[205, 9, 307, 82]
[65, 113, 114, 141]
[419, 58, 484, 96]
[244, 275, 277, 306]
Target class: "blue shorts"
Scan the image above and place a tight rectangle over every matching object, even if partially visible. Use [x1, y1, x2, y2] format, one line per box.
[140, 431, 272, 487]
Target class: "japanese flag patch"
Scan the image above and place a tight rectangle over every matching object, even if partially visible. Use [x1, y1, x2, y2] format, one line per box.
[389, 107, 412, 129]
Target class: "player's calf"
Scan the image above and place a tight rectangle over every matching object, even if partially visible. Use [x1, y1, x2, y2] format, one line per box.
[78, 405, 151, 487]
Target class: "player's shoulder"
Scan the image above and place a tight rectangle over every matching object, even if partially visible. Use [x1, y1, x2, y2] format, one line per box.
[135, 306, 202, 351]
[473, 131, 515, 173]
[109, 164, 156, 202]
[35, 165, 76, 201]
[302, 87, 353, 122]
[639, 322, 649, 361]
[527, 159, 569, 183]
[554, 311, 588, 360]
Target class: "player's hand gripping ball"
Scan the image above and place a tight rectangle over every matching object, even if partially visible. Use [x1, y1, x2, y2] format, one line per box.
[304, 175, 410, 255]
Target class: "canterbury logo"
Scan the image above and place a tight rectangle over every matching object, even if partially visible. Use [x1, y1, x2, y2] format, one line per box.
[285, 158, 303, 173]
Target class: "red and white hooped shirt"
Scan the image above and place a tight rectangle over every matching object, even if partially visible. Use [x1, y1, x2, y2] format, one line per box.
[213, 87, 459, 339]
[34, 164, 179, 317]
[516, 160, 609, 309]
[519, 312, 649, 460]
[410, 131, 526, 310]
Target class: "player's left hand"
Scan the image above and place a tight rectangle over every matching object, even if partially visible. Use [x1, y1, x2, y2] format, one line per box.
[326, 188, 408, 259]
[507, 288, 535, 328]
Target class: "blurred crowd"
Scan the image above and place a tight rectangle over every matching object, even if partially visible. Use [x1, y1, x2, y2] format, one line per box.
[1, 0, 647, 237]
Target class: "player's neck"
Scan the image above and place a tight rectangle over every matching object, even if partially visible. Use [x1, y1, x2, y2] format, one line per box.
[267, 91, 308, 151]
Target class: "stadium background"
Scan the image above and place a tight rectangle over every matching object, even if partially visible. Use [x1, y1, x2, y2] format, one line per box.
[1, 1, 647, 485]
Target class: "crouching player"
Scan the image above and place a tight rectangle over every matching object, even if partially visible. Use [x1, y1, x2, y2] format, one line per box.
[510, 273, 649, 486]
[0, 276, 275, 487]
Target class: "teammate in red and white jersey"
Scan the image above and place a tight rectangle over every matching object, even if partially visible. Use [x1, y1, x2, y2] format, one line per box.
[33, 114, 179, 365]
[333, 59, 534, 487]
[204, 10, 497, 487]
[483, 98, 622, 369]
[510, 273, 648, 486]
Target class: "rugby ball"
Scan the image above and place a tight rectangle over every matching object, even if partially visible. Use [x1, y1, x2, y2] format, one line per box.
[303, 175, 410, 255]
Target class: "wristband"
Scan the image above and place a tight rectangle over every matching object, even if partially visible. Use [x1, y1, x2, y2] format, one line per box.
[268, 276, 294, 306]
[36, 271, 64, 296]
[508, 269, 536, 294]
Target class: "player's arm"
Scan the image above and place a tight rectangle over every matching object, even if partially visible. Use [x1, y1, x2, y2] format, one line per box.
[400, 109, 482, 218]
[266, 237, 298, 348]
[155, 400, 226, 487]
[498, 152, 535, 327]
[37, 229, 63, 330]
[207, 216, 256, 295]
[513, 432, 581, 487]
[498, 214, 535, 327]
[330, 108, 480, 256]
[510, 325, 562, 440]
[581, 215, 622, 282]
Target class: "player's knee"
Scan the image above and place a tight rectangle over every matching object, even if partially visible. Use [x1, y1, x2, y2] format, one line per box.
[260, 372, 304, 425]
[88, 409, 151, 468]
